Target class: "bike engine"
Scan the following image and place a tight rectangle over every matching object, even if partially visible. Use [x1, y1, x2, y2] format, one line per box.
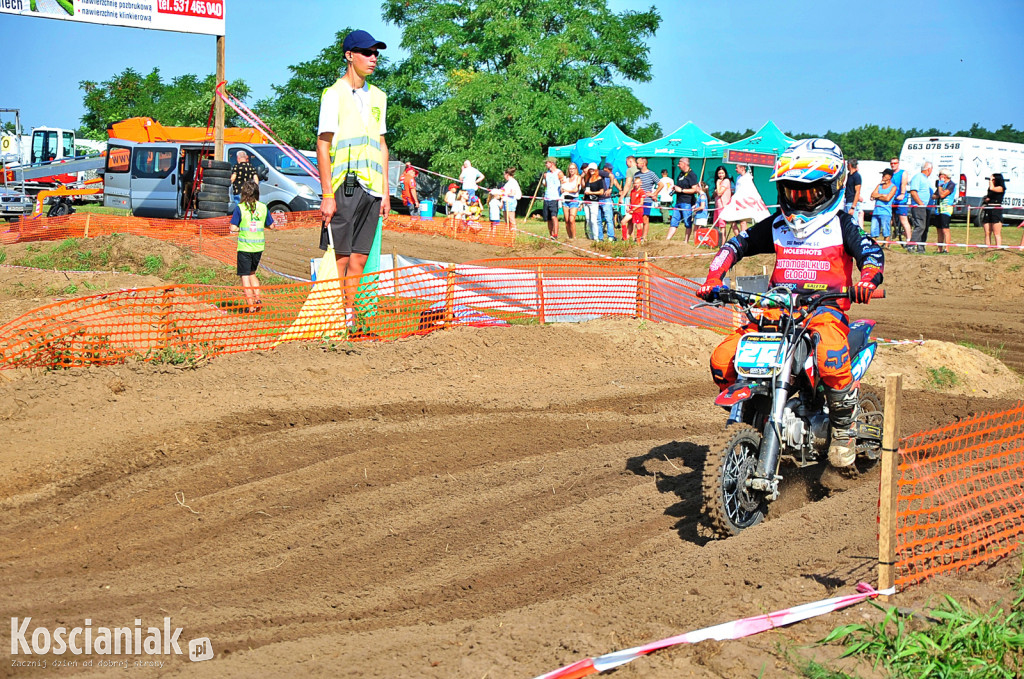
[782, 401, 830, 456]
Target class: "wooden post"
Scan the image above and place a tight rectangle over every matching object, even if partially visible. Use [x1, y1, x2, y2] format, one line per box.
[636, 252, 650, 319]
[160, 286, 174, 350]
[391, 248, 399, 296]
[83, 213, 91, 239]
[524, 176, 544, 224]
[535, 267, 546, 325]
[214, 35, 226, 163]
[444, 264, 456, 327]
[965, 204, 970, 248]
[878, 373, 904, 601]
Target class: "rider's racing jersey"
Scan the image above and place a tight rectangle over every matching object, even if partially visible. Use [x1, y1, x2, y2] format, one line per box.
[707, 211, 884, 310]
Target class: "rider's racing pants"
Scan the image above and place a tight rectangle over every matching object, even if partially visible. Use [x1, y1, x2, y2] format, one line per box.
[710, 307, 853, 393]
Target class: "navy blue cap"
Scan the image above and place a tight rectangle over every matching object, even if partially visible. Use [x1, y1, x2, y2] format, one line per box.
[343, 30, 387, 52]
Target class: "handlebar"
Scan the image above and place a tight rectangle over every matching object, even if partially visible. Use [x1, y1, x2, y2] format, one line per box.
[691, 286, 884, 312]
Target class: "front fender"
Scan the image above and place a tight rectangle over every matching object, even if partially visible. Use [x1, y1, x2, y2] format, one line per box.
[715, 381, 771, 407]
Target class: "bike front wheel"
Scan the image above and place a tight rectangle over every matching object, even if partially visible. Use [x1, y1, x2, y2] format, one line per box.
[703, 423, 769, 538]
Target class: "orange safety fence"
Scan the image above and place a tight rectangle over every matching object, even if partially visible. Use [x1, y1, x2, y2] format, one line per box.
[0, 209, 514, 264]
[894, 403, 1024, 587]
[0, 258, 731, 370]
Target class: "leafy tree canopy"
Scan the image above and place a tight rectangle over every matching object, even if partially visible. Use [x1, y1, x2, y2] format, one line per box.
[380, 0, 662, 188]
[252, 28, 402, 151]
[78, 68, 250, 140]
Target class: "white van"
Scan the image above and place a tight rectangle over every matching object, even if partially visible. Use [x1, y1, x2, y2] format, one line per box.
[899, 136, 1023, 220]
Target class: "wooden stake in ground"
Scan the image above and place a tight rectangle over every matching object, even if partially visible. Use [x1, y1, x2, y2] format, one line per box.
[523, 176, 544, 223]
[878, 372, 903, 601]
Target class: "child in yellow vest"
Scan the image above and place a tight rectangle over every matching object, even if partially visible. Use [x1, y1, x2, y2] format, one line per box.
[229, 180, 275, 313]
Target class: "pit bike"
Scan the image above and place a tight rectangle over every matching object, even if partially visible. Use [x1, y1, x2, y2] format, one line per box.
[693, 286, 886, 537]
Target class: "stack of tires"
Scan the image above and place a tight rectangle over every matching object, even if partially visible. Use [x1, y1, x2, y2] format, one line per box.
[194, 159, 233, 219]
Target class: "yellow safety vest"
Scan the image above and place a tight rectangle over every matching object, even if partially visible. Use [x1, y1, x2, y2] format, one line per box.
[323, 80, 387, 195]
[237, 201, 269, 253]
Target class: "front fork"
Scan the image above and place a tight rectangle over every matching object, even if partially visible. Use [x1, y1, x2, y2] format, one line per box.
[750, 354, 794, 495]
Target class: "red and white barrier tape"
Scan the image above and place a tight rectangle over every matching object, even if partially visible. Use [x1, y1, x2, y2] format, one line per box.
[879, 238, 1024, 251]
[533, 582, 895, 679]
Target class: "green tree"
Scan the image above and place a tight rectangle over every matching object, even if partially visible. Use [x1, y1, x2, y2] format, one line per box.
[78, 68, 250, 140]
[381, 0, 662, 188]
[252, 28, 401, 151]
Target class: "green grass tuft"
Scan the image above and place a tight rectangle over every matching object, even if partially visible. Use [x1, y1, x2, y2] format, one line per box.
[926, 366, 960, 389]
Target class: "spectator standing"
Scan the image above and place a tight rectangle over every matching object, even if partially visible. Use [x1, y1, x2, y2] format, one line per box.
[561, 162, 583, 239]
[889, 157, 911, 245]
[694, 182, 710, 229]
[981, 173, 1006, 247]
[443, 183, 458, 214]
[712, 166, 732, 237]
[230, 150, 258, 202]
[931, 168, 955, 253]
[582, 164, 605, 241]
[487, 189, 503, 231]
[459, 160, 485, 200]
[540, 157, 565, 239]
[656, 169, 674, 220]
[620, 155, 639, 227]
[631, 157, 658, 243]
[502, 168, 522, 230]
[597, 163, 621, 241]
[316, 28, 389, 334]
[844, 159, 862, 228]
[666, 157, 698, 242]
[229, 180, 275, 314]
[907, 161, 933, 253]
[400, 161, 419, 214]
[869, 169, 897, 242]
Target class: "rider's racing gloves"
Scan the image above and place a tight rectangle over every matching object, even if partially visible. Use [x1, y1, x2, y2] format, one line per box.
[699, 247, 738, 301]
[697, 278, 726, 301]
[853, 266, 882, 304]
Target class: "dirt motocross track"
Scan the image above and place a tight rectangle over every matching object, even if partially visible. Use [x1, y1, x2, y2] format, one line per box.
[2, 229, 1023, 678]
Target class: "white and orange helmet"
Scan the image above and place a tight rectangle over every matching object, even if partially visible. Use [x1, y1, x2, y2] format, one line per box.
[770, 138, 847, 238]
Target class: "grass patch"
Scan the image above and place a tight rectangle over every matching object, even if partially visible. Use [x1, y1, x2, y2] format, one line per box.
[141, 254, 164, 276]
[140, 346, 211, 369]
[821, 576, 1024, 677]
[77, 204, 130, 217]
[0, 248, 6, 265]
[926, 366, 960, 389]
[987, 252, 1002, 262]
[957, 339, 1006, 360]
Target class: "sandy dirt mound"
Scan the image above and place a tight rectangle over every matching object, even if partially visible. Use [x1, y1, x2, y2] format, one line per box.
[1, 317, 1022, 678]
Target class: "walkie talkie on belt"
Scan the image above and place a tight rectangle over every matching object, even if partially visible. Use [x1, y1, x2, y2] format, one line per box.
[342, 144, 357, 197]
[343, 172, 358, 197]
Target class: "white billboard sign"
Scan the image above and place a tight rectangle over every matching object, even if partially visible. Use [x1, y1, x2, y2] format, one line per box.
[0, 0, 225, 36]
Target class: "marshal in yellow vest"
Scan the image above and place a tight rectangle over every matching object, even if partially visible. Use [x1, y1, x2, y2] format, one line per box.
[322, 81, 387, 195]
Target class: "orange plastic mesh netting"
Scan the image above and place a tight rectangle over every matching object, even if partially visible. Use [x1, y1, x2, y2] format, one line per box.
[0, 209, 514, 256]
[0, 258, 731, 369]
[894, 403, 1024, 587]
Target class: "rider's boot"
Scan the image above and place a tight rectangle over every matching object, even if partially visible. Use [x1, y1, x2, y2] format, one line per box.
[826, 385, 859, 468]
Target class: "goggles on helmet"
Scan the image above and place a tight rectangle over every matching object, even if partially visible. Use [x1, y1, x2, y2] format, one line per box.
[779, 181, 832, 212]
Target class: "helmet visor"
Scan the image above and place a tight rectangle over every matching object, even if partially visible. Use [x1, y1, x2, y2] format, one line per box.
[779, 181, 830, 212]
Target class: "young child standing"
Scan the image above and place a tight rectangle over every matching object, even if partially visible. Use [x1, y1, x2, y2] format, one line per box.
[620, 181, 646, 242]
[487, 189, 503, 232]
[229, 180, 275, 313]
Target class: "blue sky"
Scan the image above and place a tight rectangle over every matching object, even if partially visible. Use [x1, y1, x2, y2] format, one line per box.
[3, 0, 1021, 142]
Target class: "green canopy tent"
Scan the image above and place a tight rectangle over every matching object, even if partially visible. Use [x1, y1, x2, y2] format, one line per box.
[546, 122, 640, 160]
[719, 121, 796, 211]
[630, 121, 727, 180]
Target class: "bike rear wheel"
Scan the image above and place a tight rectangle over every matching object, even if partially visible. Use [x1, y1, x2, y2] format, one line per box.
[703, 424, 769, 538]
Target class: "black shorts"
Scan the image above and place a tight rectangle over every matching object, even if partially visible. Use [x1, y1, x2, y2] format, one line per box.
[237, 250, 263, 276]
[320, 183, 381, 256]
[541, 199, 560, 221]
[982, 207, 1003, 224]
[930, 212, 951, 230]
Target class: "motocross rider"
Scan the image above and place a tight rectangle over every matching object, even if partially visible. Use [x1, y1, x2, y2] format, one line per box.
[696, 139, 884, 468]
